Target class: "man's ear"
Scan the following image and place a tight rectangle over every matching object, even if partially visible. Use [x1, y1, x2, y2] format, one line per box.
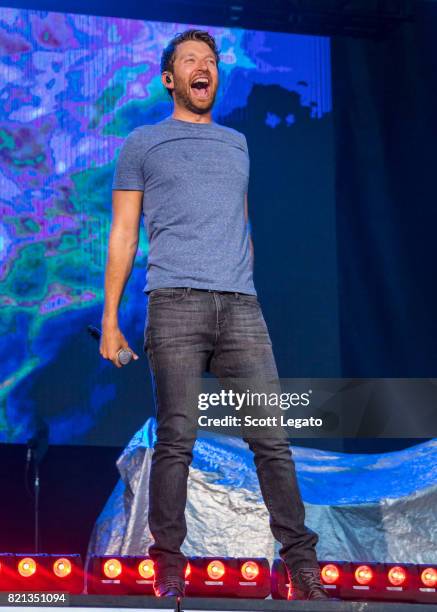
[162, 72, 173, 96]
[161, 71, 174, 98]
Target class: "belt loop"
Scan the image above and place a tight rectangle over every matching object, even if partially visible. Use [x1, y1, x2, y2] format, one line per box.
[187, 287, 192, 295]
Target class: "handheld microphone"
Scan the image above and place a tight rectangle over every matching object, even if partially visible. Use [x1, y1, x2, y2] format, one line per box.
[87, 325, 133, 365]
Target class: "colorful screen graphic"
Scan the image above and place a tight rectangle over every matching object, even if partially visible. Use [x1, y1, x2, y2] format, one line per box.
[0, 8, 333, 445]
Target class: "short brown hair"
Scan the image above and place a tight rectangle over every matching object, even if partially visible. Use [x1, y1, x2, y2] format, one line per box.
[161, 29, 220, 98]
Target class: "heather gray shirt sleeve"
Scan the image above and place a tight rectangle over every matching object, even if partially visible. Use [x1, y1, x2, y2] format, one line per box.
[112, 128, 145, 191]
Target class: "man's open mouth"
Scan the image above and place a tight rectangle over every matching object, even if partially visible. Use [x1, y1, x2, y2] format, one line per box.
[190, 77, 210, 99]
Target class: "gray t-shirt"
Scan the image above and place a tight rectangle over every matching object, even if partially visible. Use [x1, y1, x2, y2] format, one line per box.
[112, 116, 256, 295]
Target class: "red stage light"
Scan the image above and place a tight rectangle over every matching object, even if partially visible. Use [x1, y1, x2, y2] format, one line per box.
[53, 558, 72, 578]
[184, 557, 237, 597]
[355, 565, 373, 585]
[138, 559, 154, 579]
[185, 563, 191, 578]
[11, 554, 84, 593]
[421, 568, 437, 588]
[17, 558, 36, 577]
[387, 565, 407, 586]
[241, 561, 259, 581]
[321, 563, 340, 585]
[103, 558, 122, 579]
[236, 558, 270, 599]
[88, 556, 156, 595]
[207, 560, 225, 580]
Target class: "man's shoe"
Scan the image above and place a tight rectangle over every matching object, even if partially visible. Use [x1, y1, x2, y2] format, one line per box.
[155, 586, 183, 598]
[288, 567, 330, 600]
[153, 578, 185, 598]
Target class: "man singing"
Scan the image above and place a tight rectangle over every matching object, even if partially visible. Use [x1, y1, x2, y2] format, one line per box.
[100, 29, 328, 601]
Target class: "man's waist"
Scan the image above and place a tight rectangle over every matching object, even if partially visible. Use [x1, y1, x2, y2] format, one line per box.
[145, 282, 257, 297]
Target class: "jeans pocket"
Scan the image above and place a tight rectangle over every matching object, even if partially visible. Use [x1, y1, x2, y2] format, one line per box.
[238, 294, 260, 307]
[148, 287, 188, 304]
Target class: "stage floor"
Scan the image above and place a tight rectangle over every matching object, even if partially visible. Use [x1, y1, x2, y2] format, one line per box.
[1, 595, 437, 611]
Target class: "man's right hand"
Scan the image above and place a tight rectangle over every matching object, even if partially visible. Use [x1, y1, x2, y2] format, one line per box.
[100, 325, 139, 368]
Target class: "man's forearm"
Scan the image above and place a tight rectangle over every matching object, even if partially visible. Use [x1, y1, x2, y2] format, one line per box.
[102, 228, 138, 328]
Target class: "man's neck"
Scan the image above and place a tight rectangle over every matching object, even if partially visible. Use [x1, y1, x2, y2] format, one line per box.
[171, 108, 212, 124]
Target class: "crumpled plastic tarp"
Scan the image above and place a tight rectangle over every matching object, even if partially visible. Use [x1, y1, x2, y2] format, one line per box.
[86, 418, 437, 567]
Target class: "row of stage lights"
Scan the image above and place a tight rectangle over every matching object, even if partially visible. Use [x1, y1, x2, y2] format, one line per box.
[88, 556, 270, 598]
[0, 554, 435, 603]
[273, 559, 437, 603]
[0, 555, 83, 593]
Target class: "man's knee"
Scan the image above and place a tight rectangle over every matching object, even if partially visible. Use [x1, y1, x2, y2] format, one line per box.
[244, 434, 292, 460]
[153, 430, 196, 461]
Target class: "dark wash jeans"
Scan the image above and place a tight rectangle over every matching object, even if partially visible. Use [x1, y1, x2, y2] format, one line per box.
[143, 287, 319, 590]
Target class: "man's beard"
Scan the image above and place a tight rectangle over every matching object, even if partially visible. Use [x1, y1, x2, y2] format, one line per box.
[172, 76, 216, 115]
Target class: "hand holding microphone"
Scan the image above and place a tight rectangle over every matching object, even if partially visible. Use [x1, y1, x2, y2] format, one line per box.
[88, 325, 139, 367]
